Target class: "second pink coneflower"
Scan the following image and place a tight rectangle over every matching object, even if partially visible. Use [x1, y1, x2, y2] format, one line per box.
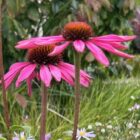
[3, 44, 90, 95]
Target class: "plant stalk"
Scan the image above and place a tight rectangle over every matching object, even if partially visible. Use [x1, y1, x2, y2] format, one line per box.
[0, 2, 11, 130]
[72, 51, 81, 140]
[40, 82, 48, 140]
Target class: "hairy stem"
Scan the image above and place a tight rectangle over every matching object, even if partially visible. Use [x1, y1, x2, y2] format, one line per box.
[40, 82, 48, 140]
[0, 2, 11, 130]
[72, 51, 81, 140]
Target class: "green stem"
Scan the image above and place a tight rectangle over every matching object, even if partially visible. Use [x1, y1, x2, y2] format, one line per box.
[0, 2, 11, 131]
[72, 51, 81, 140]
[40, 82, 48, 140]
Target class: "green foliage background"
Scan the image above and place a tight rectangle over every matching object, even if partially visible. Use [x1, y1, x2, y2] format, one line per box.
[2, 0, 137, 72]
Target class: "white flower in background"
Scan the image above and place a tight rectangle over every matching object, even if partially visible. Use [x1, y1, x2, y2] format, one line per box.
[106, 125, 113, 129]
[101, 128, 106, 133]
[130, 96, 135, 100]
[0, 133, 2, 137]
[87, 125, 93, 130]
[95, 122, 102, 127]
[76, 128, 96, 140]
[134, 132, 140, 138]
[64, 128, 96, 140]
[126, 122, 133, 129]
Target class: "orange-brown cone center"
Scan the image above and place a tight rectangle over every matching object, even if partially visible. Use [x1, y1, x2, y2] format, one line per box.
[27, 45, 62, 65]
[62, 22, 93, 41]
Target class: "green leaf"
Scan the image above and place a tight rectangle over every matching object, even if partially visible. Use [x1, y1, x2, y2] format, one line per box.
[28, 7, 39, 21]
[0, 0, 2, 5]
[0, 138, 7, 140]
[10, 125, 24, 132]
[12, 19, 26, 38]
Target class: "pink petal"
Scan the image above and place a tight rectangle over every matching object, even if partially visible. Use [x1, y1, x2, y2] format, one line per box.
[86, 41, 109, 66]
[35, 35, 65, 46]
[17, 36, 60, 44]
[26, 72, 36, 96]
[58, 65, 74, 86]
[48, 42, 69, 56]
[80, 70, 91, 87]
[94, 41, 134, 58]
[16, 36, 63, 49]
[9, 62, 30, 71]
[16, 64, 36, 87]
[109, 42, 128, 50]
[119, 35, 136, 41]
[59, 62, 90, 87]
[4, 62, 29, 81]
[49, 65, 61, 81]
[5, 72, 18, 89]
[73, 40, 85, 53]
[92, 34, 136, 42]
[40, 65, 52, 87]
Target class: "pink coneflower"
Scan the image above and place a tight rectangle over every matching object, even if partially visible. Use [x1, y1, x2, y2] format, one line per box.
[3, 44, 90, 96]
[16, 22, 136, 67]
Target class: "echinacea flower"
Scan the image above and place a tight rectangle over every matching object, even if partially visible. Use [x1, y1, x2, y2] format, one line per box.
[64, 128, 96, 140]
[16, 22, 136, 67]
[2, 44, 90, 95]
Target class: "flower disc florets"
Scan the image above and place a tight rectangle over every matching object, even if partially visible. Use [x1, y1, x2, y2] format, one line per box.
[27, 45, 62, 65]
[62, 22, 93, 41]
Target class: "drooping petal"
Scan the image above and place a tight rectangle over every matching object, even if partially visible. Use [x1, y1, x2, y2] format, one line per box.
[119, 35, 136, 41]
[5, 72, 19, 89]
[94, 41, 134, 58]
[26, 72, 36, 96]
[58, 65, 74, 86]
[73, 40, 85, 53]
[16, 64, 36, 87]
[92, 34, 136, 42]
[9, 62, 30, 71]
[109, 42, 128, 50]
[3, 62, 29, 89]
[48, 42, 69, 56]
[86, 41, 109, 66]
[4, 63, 27, 81]
[59, 62, 90, 87]
[40, 65, 52, 87]
[49, 65, 61, 81]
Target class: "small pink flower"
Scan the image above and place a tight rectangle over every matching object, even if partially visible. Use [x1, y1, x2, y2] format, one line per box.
[2, 44, 90, 96]
[16, 22, 136, 67]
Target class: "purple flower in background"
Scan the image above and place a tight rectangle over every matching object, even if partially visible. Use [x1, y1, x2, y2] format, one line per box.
[45, 134, 51, 140]
[133, 103, 140, 110]
[12, 132, 34, 140]
[77, 128, 96, 140]
[128, 103, 140, 111]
